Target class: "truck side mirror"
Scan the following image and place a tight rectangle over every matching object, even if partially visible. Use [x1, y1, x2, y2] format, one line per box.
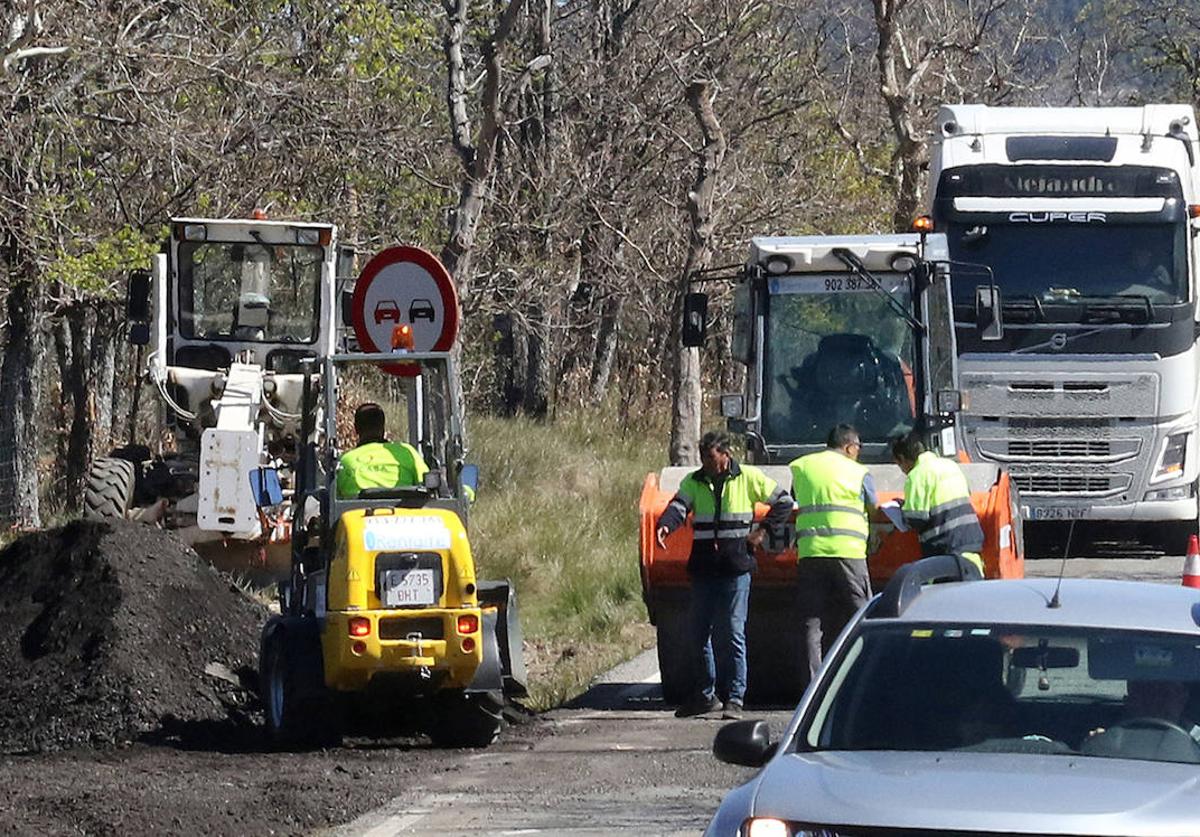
[127, 269, 152, 346]
[682, 292, 708, 348]
[937, 389, 963, 413]
[340, 289, 353, 326]
[975, 285, 1004, 341]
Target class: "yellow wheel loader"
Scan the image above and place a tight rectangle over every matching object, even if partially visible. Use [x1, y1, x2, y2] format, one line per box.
[259, 350, 526, 748]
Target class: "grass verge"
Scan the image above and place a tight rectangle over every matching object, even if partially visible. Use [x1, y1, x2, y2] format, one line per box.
[468, 410, 665, 709]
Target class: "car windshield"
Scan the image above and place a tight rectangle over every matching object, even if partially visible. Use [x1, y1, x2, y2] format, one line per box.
[179, 241, 322, 343]
[762, 273, 916, 446]
[802, 624, 1200, 765]
[948, 221, 1188, 308]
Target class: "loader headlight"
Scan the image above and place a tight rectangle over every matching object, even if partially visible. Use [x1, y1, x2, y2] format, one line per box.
[1152, 432, 1188, 483]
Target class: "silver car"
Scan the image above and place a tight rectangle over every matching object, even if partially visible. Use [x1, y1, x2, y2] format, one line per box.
[706, 556, 1200, 837]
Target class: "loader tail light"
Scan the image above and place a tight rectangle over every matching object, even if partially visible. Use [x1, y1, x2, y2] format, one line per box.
[457, 614, 479, 635]
[348, 617, 371, 637]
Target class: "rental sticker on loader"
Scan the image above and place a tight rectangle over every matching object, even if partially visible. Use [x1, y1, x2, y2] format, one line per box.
[362, 516, 452, 551]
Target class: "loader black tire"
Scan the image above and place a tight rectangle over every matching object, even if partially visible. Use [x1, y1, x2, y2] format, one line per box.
[260, 621, 340, 750]
[83, 457, 135, 520]
[430, 690, 503, 748]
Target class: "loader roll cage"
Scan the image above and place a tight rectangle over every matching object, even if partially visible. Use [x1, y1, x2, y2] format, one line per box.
[287, 351, 469, 611]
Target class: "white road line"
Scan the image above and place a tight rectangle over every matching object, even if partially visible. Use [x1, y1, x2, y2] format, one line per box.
[352, 792, 464, 837]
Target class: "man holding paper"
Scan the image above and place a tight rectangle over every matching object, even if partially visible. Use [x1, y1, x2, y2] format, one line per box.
[890, 432, 985, 573]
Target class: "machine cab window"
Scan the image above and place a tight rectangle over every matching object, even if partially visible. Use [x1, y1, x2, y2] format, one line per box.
[763, 272, 918, 446]
[178, 239, 322, 343]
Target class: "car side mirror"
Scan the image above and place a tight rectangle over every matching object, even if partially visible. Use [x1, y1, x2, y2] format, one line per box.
[975, 285, 1004, 341]
[713, 720, 774, 767]
[682, 292, 708, 348]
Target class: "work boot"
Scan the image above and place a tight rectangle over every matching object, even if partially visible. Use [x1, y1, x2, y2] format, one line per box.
[722, 701, 743, 721]
[674, 694, 721, 718]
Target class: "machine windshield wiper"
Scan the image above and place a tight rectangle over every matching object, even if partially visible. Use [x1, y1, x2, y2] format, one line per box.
[1072, 294, 1155, 324]
[830, 248, 924, 334]
[1001, 294, 1046, 323]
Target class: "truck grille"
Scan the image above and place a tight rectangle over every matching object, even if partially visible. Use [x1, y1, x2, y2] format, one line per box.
[1012, 474, 1114, 495]
[1007, 440, 1110, 458]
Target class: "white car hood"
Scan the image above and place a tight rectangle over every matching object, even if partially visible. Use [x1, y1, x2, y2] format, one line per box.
[749, 750, 1200, 835]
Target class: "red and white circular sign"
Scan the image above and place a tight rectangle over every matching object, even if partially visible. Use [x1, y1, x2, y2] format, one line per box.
[350, 246, 460, 376]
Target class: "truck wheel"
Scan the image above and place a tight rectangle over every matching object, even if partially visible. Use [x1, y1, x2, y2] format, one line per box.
[261, 625, 340, 750]
[430, 691, 503, 748]
[82, 457, 134, 520]
[652, 601, 693, 705]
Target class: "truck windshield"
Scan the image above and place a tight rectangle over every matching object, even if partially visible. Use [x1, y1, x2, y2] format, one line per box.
[178, 241, 322, 343]
[948, 222, 1188, 308]
[762, 273, 917, 445]
[802, 623, 1200, 766]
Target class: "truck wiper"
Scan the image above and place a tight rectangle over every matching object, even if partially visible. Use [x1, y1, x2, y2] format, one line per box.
[830, 248, 924, 334]
[1001, 294, 1046, 323]
[1074, 294, 1155, 324]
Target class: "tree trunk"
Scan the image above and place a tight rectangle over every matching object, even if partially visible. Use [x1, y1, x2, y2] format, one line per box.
[523, 302, 549, 418]
[589, 292, 622, 402]
[668, 80, 726, 467]
[63, 304, 91, 505]
[89, 303, 120, 460]
[0, 276, 44, 528]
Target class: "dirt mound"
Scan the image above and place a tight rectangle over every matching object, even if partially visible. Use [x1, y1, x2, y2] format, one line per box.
[0, 520, 268, 752]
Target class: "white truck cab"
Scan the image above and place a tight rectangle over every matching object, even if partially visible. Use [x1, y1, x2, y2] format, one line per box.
[929, 105, 1200, 534]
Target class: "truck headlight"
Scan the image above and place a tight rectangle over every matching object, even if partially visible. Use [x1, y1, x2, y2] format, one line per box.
[1152, 432, 1188, 483]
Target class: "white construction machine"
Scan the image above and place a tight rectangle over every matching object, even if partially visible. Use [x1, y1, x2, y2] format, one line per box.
[85, 217, 350, 576]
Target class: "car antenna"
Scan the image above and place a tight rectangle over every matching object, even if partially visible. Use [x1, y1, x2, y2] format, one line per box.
[1048, 519, 1075, 609]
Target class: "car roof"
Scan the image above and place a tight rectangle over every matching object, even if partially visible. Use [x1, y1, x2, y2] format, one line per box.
[872, 578, 1200, 635]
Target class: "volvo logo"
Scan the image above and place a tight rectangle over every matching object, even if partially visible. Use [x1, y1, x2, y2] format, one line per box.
[1049, 333, 1068, 350]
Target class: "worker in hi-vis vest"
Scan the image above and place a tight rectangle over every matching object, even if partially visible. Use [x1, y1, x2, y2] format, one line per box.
[656, 431, 792, 721]
[890, 432, 984, 574]
[336, 403, 429, 499]
[788, 423, 877, 687]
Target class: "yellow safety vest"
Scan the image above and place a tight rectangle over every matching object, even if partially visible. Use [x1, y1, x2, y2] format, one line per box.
[903, 451, 984, 572]
[336, 441, 429, 499]
[789, 449, 870, 559]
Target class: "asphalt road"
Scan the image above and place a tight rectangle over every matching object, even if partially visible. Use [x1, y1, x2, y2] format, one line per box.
[331, 553, 1189, 837]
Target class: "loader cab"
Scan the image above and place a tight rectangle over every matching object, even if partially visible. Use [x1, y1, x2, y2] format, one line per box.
[290, 352, 471, 567]
[716, 234, 961, 465]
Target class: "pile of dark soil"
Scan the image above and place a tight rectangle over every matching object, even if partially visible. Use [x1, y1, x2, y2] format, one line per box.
[0, 520, 267, 753]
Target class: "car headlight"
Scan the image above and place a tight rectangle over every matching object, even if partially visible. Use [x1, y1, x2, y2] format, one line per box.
[1152, 432, 1188, 483]
[742, 822, 842, 837]
[743, 819, 790, 837]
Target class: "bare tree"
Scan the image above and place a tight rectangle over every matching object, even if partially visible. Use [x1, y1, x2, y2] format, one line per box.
[668, 80, 726, 466]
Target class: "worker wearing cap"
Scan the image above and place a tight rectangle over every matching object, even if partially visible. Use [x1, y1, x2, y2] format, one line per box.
[789, 423, 877, 686]
[890, 432, 984, 574]
[336, 403, 429, 499]
[656, 431, 792, 720]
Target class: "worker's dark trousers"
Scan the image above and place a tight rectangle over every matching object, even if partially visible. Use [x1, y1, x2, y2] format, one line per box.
[795, 557, 871, 690]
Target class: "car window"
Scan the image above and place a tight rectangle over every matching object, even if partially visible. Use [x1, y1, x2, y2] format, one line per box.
[801, 624, 1200, 765]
